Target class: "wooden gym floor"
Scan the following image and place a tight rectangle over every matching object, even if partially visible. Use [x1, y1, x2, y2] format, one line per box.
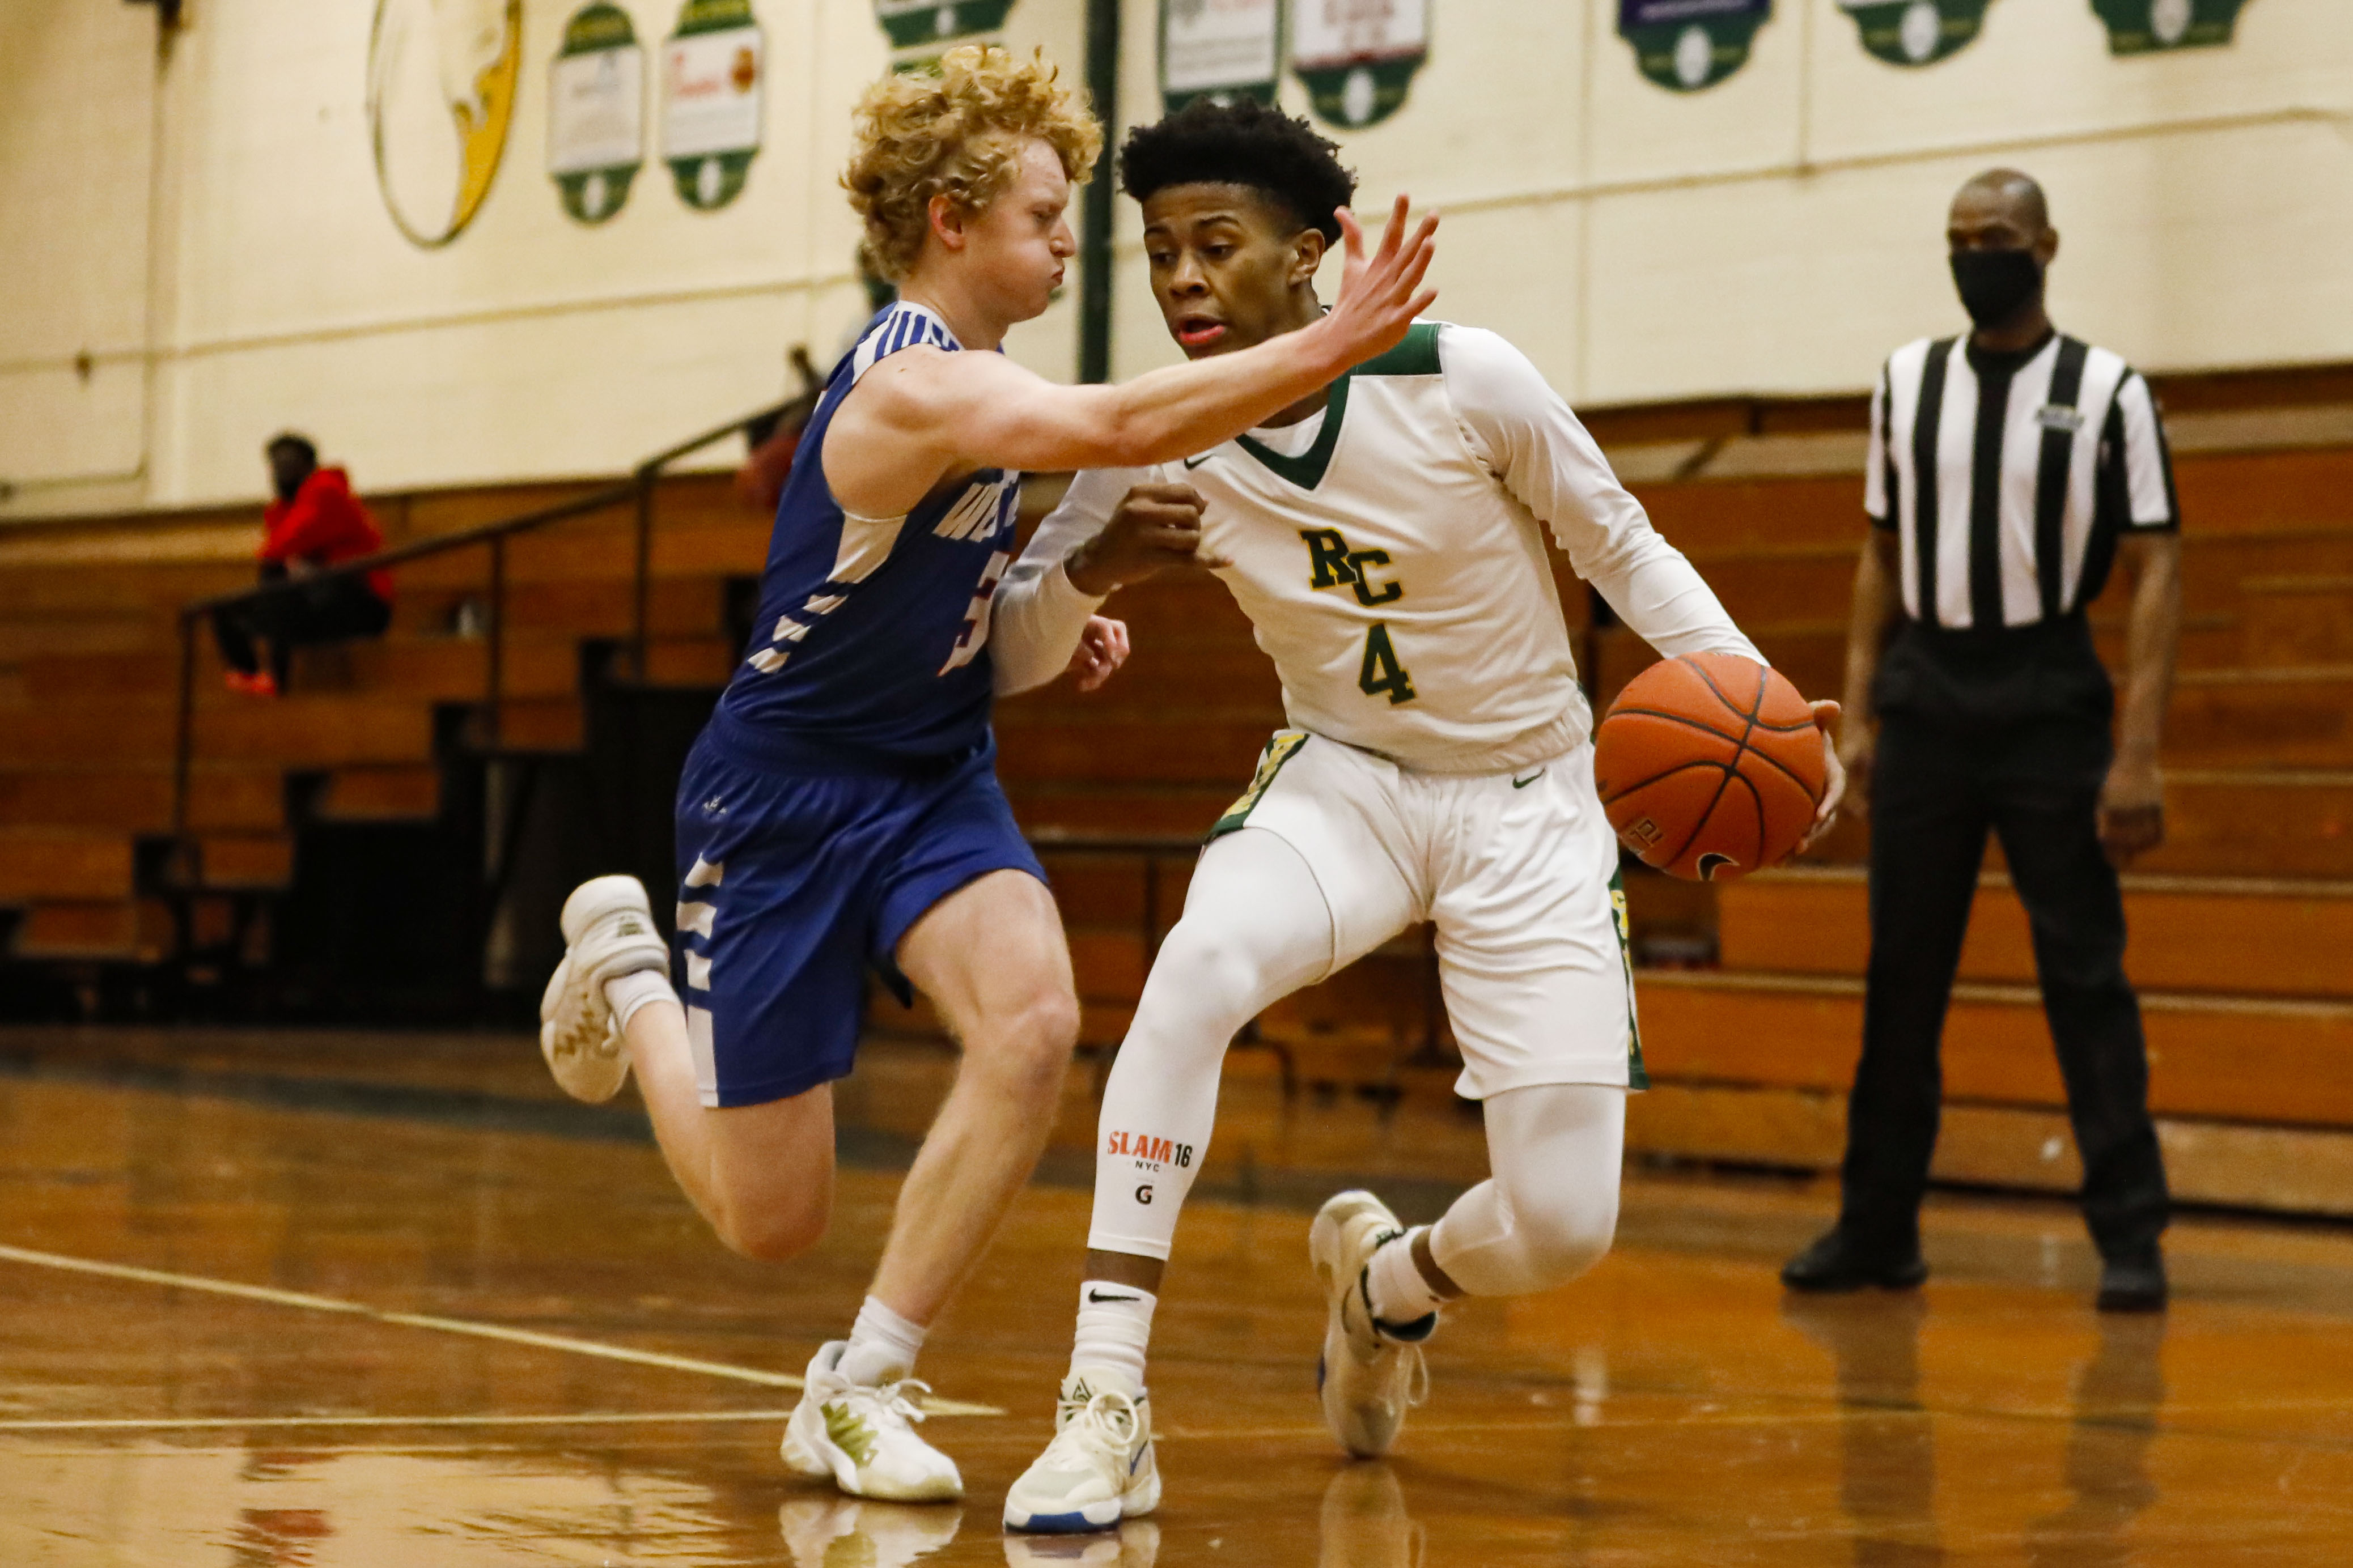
[3, 1027, 2351, 1565]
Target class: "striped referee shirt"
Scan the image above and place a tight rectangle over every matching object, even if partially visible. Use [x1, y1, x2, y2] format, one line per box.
[1867, 332, 2178, 632]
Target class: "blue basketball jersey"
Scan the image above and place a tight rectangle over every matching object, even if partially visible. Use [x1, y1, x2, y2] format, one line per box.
[710, 303, 1021, 770]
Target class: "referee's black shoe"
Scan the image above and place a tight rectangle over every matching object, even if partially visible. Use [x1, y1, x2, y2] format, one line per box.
[2096, 1248, 2168, 1313]
[1780, 1228, 1928, 1293]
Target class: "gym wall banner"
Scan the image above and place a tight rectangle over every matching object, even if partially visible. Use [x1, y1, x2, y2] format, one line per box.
[2093, 0, 2250, 53]
[1839, 0, 1992, 66]
[1619, 0, 1770, 93]
[876, 0, 1018, 71]
[367, 0, 524, 248]
[662, 0, 764, 211]
[1290, 0, 1431, 130]
[1162, 0, 1282, 113]
[550, 3, 646, 224]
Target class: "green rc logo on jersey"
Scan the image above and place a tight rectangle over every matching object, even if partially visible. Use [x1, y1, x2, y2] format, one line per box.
[1300, 529, 1416, 706]
[1619, 0, 1772, 93]
[1300, 529, 1403, 607]
[1839, 0, 1994, 66]
[2092, 0, 2249, 54]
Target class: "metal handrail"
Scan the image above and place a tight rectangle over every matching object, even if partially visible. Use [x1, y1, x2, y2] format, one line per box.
[168, 386, 817, 848]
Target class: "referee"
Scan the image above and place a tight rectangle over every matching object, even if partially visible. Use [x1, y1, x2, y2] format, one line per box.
[1783, 169, 2184, 1312]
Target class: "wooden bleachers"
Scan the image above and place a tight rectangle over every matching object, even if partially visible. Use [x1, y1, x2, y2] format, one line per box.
[1572, 411, 2353, 1216]
[993, 400, 2353, 1217]
[7, 384, 2353, 1216]
[0, 474, 771, 978]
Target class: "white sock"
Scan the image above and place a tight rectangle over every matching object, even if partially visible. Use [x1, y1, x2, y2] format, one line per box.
[1366, 1227, 1445, 1327]
[603, 969, 681, 1034]
[837, 1295, 927, 1387]
[1069, 1281, 1156, 1391]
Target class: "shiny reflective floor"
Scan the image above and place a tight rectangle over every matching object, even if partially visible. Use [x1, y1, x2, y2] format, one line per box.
[4, 1029, 2352, 1565]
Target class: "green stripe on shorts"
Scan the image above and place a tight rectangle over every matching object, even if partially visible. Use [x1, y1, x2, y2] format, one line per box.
[1610, 868, 1649, 1091]
[1205, 730, 1311, 844]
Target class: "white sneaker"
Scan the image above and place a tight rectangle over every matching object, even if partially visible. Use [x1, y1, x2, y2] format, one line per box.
[778, 1495, 961, 1566]
[1310, 1191, 1434, 1458]
[1002, 1369, 1159, 1533]
[782, 1341, 963, 1502]
[539, 874, 670, 1103]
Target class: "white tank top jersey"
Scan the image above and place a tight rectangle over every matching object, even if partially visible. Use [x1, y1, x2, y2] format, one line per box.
[991, 322, 1764, 776]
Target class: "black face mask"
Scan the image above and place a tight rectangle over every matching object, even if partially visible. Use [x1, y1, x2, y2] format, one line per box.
[1950, 247, 2042, 326]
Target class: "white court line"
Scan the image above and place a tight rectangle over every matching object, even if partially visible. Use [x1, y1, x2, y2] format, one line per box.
[0, 1410, 791, 1433]
[0, 1242, 999, 1417]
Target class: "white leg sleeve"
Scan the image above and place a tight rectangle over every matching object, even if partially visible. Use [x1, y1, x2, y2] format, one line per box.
[1087, 828, 1336, 1261]
[1427, 1083, 1625, 1298]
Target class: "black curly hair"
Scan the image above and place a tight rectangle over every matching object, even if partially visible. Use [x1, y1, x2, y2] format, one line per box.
[1119, 96, 1357, 244]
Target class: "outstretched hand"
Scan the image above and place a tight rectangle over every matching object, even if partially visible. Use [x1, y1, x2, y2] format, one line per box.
[1322, 194, 1440, 366]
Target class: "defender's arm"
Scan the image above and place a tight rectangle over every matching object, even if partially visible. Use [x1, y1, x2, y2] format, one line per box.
[828, 200, 1438, 517]
[990, 471, 1125, 696]
[992, 471, 1226, 695]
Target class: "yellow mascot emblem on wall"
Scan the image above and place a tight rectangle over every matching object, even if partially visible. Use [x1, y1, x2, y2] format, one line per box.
[368, 0, 524, 247]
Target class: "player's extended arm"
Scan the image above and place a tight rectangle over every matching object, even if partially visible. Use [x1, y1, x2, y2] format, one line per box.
[991, 471, 1227, 695]
[1440, 325, 1758, 662]
[991, 470, 1126, 695]
[2100, 530, 2181, 865]
[829, 199, 1438, 517]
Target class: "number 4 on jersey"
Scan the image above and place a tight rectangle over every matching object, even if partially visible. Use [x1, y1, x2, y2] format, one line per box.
[1358, 623, 1417, 706]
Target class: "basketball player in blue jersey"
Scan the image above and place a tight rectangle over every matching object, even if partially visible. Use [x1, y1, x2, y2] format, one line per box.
[530, 46, 1438, 1504]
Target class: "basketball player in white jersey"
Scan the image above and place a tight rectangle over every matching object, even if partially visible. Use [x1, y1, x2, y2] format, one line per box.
[535, 52, 1440, 1506]
[997, 99, 1843, 1532]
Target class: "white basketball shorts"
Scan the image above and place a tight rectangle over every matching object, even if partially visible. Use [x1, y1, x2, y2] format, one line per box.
[1210, 729, 1646, 1099]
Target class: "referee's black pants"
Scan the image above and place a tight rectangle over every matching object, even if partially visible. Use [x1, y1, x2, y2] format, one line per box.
[1838, 711, 2169, 1260]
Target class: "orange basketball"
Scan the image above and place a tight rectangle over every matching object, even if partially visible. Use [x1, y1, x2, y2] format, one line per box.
[1592, 653, 1826, 883]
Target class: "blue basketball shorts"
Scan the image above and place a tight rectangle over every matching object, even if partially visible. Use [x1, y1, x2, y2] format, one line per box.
[669, 729, 1046, 1108]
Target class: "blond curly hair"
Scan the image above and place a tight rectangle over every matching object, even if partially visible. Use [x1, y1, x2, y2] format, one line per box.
[843, 46, 1104, 282]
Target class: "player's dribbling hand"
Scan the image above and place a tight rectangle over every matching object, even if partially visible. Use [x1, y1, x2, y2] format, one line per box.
[1065, 484, 1231, 597]
[1066, 615, 1129, 693]
[1797, 699, 1846, 854]
[1322, 194, 1440, 364]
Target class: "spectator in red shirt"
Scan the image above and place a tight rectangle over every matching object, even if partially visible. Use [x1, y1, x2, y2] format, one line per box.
[214, 434, 394, 696]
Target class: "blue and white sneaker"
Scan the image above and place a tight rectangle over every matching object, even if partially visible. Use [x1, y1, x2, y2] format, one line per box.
[1311, 1190, 1434, 1459]
[1002, 1369, 1158, 1533]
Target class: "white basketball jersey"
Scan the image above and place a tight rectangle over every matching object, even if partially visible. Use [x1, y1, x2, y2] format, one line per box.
[1014, 322, 1759, 775]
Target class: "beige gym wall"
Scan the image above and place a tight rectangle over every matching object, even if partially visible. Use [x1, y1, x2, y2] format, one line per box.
[1112, 0, 2353, 399]
[0, 0, 1086, 518]
[3, 0, 2349, 518]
